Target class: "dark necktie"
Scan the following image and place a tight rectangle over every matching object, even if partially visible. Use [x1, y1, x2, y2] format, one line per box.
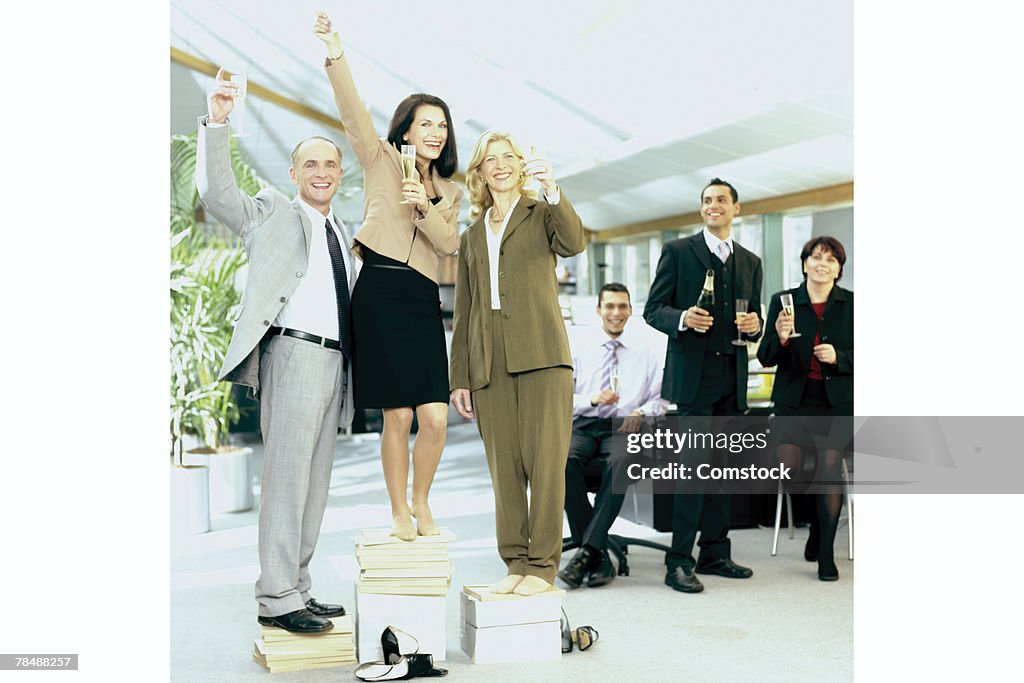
[324, 219, 353, 360]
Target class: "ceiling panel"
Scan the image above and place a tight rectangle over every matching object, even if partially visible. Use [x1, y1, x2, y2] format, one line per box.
[170, 0, 853, 231]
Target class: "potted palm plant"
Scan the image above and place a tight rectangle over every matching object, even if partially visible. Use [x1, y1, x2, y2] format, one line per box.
[169, 131, 265, 525]
[169, 129, 364, 530]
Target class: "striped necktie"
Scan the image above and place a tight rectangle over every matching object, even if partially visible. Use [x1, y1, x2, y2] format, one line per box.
[597, 339, 622, 418]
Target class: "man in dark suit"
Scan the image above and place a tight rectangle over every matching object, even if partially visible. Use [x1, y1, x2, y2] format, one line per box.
[643, 178, 763, 593]
[196, 69, 357, 631]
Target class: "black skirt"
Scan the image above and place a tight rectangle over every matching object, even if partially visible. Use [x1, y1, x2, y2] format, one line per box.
[351, 246, 450, 409]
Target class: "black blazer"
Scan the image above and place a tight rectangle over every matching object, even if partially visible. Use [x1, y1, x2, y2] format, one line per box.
[757, 283, 853, 409]
[643, 231, 763, 410]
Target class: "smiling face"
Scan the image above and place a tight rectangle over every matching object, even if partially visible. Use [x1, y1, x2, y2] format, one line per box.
[597, 291, 632, 338]
[700, 184, 740, 236]
[289, 138, 341, 215]
[402, 104, 448, 165]
[477, 139, 523, 193]
[803, 245, 842, 285]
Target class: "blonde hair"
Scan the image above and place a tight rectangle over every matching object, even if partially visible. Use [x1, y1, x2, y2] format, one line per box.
[465, 130, 537, 219]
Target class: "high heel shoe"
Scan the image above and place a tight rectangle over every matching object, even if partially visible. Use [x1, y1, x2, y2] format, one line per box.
[354, 653, 447, 681]
[572, 625, 599, 651]
[382, 625, 419, 665]
[560, 608, 573, 653]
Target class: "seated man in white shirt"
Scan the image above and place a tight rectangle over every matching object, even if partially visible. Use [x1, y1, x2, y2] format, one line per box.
[558, 283, 665, 589]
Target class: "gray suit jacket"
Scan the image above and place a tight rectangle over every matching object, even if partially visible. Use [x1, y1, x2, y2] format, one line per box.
[195, 117, 357, 428]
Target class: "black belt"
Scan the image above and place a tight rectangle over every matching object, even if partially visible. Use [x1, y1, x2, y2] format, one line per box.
[267, 326, 341, 351]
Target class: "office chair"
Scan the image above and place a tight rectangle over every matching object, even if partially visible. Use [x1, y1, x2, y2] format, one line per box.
[561, 455, 670, 577]
[771, 452, 854, 560]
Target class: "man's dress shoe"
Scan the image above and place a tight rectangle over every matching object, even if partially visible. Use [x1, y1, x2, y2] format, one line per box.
[557, 546, 600, 589]
[305, 597, 346, 618]
[586, 551, 616, 588]
[695, 557, 753, 579]
[665, 564, 704, 593]
[257, 608, 333, 633]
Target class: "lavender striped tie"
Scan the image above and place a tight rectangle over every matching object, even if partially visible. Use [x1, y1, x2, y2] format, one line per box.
[597, 339, 621, 418]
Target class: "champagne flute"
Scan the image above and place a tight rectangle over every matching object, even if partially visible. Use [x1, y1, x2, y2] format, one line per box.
[522, 145, 539, 193]
[400, 145, 416, 204]
[229, 73, 248, 138]
[610, 366, 619, 394]
[780, 293, 801, 338]
[732, 298, 748, 346]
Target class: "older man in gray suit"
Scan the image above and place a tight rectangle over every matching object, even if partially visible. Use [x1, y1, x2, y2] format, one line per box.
[196, 69, 358, 633]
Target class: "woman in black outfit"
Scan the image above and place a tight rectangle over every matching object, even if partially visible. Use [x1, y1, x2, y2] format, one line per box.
[758, 236, 853, 581]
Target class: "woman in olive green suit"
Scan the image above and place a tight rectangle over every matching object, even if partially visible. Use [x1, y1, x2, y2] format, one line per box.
[450, 131, 586, 596]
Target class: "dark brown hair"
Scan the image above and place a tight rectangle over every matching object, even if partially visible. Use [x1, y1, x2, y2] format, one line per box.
[800, 236, 847, 281]
[386, 94, 458, 178]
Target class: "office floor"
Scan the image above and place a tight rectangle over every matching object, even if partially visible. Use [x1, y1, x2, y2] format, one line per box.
[171, 421, 853, 682]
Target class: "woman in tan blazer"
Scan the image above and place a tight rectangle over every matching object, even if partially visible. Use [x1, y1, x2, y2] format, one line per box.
[450, 131, 587, 595]
[315, 13, 462, 541]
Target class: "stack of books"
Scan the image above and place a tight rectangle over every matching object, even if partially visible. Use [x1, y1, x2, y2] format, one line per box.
[355, 528, 455, 596]
[354, 528, 455, 662]
[252, 614, 356, 674]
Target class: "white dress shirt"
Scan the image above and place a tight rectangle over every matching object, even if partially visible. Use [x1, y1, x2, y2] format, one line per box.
[274, 198, 355, 340]
[569, 324, 666, 418]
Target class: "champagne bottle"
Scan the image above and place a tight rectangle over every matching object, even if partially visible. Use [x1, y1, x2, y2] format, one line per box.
[694, 269, 715, 333]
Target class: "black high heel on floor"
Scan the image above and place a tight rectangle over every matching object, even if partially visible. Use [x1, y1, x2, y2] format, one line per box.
[354, 654, 446, 681]
[354, 627, 446, 681]
[382, 625, 420, 664]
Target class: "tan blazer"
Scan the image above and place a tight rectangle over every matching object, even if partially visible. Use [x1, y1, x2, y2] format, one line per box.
[450, 194, 587, 391]
[325, 55, 462, 281]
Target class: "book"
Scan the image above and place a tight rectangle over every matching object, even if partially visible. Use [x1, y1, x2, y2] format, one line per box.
[360, 562, 454, 578]
[461, 584, 565, 602]
[356, 528, 455, 546]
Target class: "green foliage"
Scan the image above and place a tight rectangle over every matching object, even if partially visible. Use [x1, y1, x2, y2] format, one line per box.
[169, 132, 270, 460]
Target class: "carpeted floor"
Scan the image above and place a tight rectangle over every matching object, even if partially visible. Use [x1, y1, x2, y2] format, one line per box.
[171, 420, 853, 682]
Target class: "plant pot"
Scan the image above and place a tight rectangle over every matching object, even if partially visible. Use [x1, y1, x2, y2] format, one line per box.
[170, 464, 210, 536]
[207, 445, 254, 514]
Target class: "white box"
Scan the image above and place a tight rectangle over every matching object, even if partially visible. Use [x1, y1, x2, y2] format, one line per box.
[355, 591, 446, 663]
[459, 587, 563, 664]
[460, 620, 561, 664]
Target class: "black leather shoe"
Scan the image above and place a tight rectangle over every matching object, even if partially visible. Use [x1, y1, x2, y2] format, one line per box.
[258, 609, 333, 633]
[695, 558, 753, 579]
[557, 546, 600, 589]
[665, 563, 704, 593]
[305, 597, 345, 618]
[586, 551, 616, 588]
[817, 558, 839, 581]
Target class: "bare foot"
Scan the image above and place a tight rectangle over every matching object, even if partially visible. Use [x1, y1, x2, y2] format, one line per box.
[513, 575, 552, 596]
[390, 511, 416, 542]
[411, 502, 440, 536]
[491, 574, 524, 594]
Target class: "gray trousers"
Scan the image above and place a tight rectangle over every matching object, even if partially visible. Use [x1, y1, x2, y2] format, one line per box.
[255, 335, 344, 616]
[472, 312, 573, 584]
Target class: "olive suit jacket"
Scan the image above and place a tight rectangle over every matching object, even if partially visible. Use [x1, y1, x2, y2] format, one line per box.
[450, 194, 587, 391]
